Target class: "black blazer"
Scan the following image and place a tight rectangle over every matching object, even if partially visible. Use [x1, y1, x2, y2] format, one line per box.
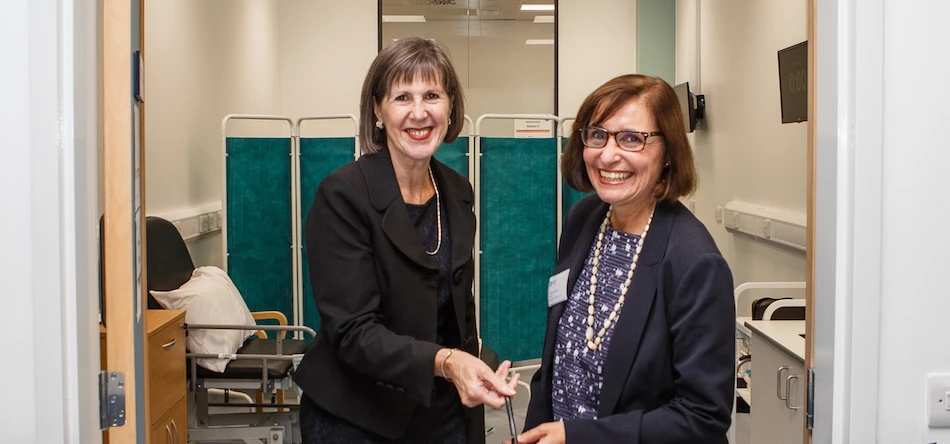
[293, 149, 483, 442]
[524, 196, 735, 443]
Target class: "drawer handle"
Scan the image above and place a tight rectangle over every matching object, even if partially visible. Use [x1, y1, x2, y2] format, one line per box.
[165, 424, 173, 443]
[162, 338, 177, 349]
[171, 419, 180, 444]
[776, 366, 789, 400]
[786, 375, 800, 410]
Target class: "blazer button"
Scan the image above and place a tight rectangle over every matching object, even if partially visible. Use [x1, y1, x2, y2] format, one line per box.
[453, 268, 464, 284]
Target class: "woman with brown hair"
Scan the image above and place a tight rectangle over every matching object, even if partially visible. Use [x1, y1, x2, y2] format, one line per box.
[293, 37, 517, 443]
[516, 74, 734, 443]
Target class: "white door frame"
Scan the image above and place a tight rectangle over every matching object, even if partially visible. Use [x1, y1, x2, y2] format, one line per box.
[813, 0, 884, 442]
[0, 0, 102, 442]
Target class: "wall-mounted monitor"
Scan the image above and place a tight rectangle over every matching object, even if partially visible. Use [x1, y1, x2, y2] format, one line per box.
[673, 82, 704, 133]
[778, 41, 808, 123]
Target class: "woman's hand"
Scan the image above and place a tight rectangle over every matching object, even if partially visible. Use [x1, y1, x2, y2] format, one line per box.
[506, 421, 565, 444]
[440, 349, 519, 409]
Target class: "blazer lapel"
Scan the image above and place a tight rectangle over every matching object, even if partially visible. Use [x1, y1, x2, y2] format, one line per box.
[360, 149, 439, 271]
[598, 201, 675, 416]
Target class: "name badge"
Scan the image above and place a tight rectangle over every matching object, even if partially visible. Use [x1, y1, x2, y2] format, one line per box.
[547, 269, 570, 307]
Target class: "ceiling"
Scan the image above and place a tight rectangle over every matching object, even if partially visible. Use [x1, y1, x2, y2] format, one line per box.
[381, 0, 555, 22]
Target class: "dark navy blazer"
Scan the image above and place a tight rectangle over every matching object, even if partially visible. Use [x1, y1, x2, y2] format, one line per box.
[293, 149, 483, 442]
[524, 196, 735, 443]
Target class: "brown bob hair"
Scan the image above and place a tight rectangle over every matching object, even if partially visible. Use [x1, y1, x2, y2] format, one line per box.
[359, 37, 465, 154]
[562, 74, 697, 203]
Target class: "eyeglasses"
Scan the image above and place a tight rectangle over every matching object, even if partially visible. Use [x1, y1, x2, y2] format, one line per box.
[579, 126, 663, 152]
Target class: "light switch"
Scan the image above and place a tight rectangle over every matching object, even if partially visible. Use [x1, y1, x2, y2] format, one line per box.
[927, 374, 950, 427]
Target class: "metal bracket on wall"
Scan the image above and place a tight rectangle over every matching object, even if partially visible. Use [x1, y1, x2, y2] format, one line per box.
[99, 371, 126, 430]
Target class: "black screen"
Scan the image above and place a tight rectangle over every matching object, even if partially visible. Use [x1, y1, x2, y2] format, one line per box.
[778, 41, 808, 123]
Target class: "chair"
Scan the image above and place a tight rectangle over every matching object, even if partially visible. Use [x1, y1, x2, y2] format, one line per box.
[762, 298, 806, 321]
[145, 216, 314, 444]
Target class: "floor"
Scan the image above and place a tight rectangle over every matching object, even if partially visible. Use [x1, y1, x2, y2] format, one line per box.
[484, 365, 534, 443]
[196, 367, 751, 444]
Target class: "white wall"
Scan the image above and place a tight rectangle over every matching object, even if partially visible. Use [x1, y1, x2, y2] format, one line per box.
[2, 2, 41, 441]
[875, 0, 950, 440]
[145, 0, 283, 266]
[280, 0, 377, 137]
[558, 0, 638, 119]
[677, 0, 808, 286]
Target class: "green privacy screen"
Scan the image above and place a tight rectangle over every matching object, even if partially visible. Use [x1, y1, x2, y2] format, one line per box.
[435, 136, 470, 179]
[299, 137, 356, 332]
[479, 137, 557, 362]
[226, 137, 294, 324]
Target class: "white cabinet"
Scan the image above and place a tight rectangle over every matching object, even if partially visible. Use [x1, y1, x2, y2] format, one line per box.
[749, 328, 806, 444]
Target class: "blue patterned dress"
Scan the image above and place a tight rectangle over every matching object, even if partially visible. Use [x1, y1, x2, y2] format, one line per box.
[552, 226, 640, 420]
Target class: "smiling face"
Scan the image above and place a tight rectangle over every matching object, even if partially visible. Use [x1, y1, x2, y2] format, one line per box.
[374, 76, 451, 168]
[582, 97, 667, 215]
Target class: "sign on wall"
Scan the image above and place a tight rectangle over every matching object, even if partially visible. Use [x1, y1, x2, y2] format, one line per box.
[514, 119, 554, 138]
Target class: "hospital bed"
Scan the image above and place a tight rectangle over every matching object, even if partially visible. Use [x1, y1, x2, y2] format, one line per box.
[146, 216, 314, 443]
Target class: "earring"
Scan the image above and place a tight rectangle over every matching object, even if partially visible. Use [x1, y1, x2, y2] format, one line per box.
[375, 120, 384, 130]
[664, 161, 670, 168]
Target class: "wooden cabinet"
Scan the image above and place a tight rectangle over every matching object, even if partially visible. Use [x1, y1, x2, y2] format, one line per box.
[100, 309, 187, 444]
[147, 310, 187, 443]
[749, 327, 806, 444]
[149, 397, 186, 444]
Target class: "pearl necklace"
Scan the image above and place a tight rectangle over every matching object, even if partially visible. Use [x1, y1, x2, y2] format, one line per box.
[586, 204, 654, 351]
[424, 167, 442, 256]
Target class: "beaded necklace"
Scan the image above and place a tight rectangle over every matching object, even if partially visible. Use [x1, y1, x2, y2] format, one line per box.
[585, 204, 654, 351]
[424, 167, 442, 256]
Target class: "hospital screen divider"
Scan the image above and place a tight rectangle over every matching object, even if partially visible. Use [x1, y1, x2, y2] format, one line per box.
[296, 115, 360, 333]
[223, 115, 297, 325]
[434, 115, 474, 180]
[434, 137, 470, 179]
[476, 114, 560, 363]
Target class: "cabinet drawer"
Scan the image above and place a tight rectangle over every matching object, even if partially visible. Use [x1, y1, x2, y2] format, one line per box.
[150, 397, 186, 444]
[148, 316, 185, 422]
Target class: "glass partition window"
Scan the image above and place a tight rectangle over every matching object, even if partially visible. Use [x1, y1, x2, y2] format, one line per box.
[381, 0, 556, 125]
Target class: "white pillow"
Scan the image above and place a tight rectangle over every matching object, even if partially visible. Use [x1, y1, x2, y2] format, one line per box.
[149, 266, 256, 372]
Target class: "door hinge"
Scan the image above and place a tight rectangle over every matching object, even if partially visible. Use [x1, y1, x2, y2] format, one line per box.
[99, 371, 126, 430]
[806, 367, 815, 430]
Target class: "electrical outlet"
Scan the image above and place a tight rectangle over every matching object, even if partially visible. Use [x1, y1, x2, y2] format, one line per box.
[928, 374, 950, 427]
[210, 212, 220, 230]
[715, 206, 723, 223]
[763, 219, 772, 238]
[199, 214, 211, 233]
